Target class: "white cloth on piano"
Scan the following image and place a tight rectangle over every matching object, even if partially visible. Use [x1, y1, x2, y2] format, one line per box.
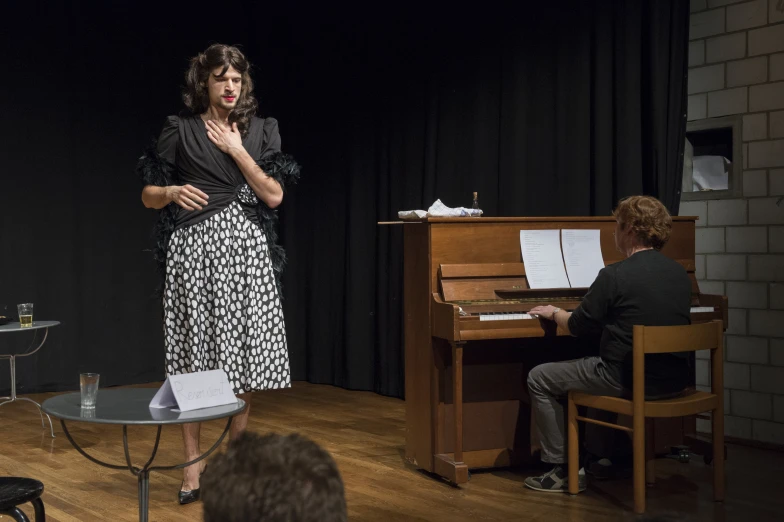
[398, 199, 483, 220]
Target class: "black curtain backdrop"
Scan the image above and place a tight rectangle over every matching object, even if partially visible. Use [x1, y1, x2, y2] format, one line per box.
[0, 1, 689, 399]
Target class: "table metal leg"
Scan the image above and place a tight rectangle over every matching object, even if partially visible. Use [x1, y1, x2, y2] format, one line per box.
[60, 417, 234, 521]
[0, 329, 55, 437]
[137, 470, 150, 522]
[15, 397, 55, 437]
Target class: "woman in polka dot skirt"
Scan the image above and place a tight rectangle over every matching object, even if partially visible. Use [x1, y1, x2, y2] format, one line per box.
[138, 44, 300, 504]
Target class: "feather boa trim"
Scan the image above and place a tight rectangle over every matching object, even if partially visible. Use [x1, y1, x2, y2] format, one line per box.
[136, 144, 300, 297]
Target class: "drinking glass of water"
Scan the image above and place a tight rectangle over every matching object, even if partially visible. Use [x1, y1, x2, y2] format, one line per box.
[17, 303, 33, 327]
[80, 373, 100, 409]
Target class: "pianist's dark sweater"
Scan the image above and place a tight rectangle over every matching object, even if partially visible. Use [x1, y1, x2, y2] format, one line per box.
[567, 249, 692, 396]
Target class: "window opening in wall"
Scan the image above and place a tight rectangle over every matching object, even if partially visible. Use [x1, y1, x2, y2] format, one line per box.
[681, 115, 742, 201]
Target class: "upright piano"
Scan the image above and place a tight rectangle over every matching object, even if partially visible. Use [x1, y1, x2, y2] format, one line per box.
[402, 216, 727, 485]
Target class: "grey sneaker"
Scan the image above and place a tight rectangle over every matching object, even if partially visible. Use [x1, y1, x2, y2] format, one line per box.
[524, 465, 587, 493]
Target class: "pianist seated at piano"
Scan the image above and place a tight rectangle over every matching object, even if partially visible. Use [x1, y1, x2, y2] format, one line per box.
[524, 195, 692, 493]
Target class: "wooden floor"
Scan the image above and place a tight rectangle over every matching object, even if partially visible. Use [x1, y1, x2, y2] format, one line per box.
[0, 382, 781, 522]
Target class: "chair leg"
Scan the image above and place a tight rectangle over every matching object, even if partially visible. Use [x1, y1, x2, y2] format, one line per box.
[713, 409, 725, 501]
[645, 419, 656, 485]
[31, 498, 46, 522]
[567, 392, 579, 495]
[0, 507, 31, 522]
[633, 414, 646, 514]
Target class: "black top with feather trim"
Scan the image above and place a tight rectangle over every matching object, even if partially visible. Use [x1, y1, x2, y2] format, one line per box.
[137, 114, 300, 296]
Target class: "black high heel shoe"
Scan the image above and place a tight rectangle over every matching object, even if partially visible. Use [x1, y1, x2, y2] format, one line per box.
[178, 463, 207, 505]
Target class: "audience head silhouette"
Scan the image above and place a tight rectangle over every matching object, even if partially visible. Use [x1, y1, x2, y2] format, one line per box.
[202, 431, 347, 522]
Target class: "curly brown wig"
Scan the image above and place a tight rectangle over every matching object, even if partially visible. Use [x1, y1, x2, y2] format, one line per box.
[183, 43, 258, 137]
[612, 195, 672, 250]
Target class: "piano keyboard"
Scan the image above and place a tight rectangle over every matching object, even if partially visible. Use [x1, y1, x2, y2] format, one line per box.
[480, 313, 534, 321]
[478, 307, 715, 321]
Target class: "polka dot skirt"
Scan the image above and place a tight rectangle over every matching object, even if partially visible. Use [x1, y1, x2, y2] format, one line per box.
[163, 200, 291, 394]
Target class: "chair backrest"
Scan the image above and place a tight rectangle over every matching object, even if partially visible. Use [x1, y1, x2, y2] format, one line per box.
[631, 320, 724, 404]
[633, 320, 723, 354]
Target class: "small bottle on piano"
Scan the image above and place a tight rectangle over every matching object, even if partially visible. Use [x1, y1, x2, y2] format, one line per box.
[472, 192, 479, 210]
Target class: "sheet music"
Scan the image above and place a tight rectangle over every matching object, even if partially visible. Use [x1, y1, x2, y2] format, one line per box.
[561, 229, 606, 288]
[519, 230, 571, 289]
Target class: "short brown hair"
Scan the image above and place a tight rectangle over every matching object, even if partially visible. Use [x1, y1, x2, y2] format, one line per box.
[612, 195, 672, 250]
[201, 432, 347, 522]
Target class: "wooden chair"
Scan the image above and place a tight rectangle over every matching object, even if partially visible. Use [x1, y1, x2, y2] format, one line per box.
[567, 320, 725, 514]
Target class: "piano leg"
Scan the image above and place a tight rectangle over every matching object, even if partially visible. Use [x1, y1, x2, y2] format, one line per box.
[453, 341, 464, 467]
[434, 342, 469, 485]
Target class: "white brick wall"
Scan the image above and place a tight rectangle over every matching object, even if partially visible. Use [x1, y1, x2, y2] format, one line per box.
[725, 361, 752, 388]
[743, 113, 768, 140]
[691, 9, 727, 40]
[727, 334, 769, 361]
[727, 225, 768, 251]
[775, 394, 784, 421]
[680, 200, 708, 225]
[707, 33, 745, 62]
[771, 337, 784, 365]
[751, 365, 784, 393]
[709, 87, 748, 116]
[748, 138, 784, 167]
[707, 254, 747, 279]
[689, 64, 725, 93]
[771, 53, 784, 81]
[729, 56, 769, 87]
[744, 170, 768, 195]
[771, 111, 784, 138]
[771, 283, 784, 308]
[748, 254, 784, 280]
[771, 226, 784, 251]
[749, 24, 784, 55]
[749, 198, 784, 224]
[753, 420, 784, 442]
[770, 169, 784, 195]
[726, 415, 753, 438]
[689, 94, 708, 120]
[731, 390, 772, 419]
[772, 1, 784, 23]
[727, 0, 768, 31]
[696, 227, 726, 252]
[727, 281, 768, 307]
[708, 199, 748, 224]
[727, 308, 748, 334]
[687, 2, 784, 445]
[750, 310, 784, 336]
[690, 40, 706, 67]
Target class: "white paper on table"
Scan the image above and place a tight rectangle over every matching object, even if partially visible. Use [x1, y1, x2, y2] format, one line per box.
[561, 229, 605, 288]
[519, 230, 571, 289]
[149, 369, 237, 412]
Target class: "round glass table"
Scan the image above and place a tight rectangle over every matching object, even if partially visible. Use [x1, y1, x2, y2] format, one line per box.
[42, 388, 246, 522]
[0, 321, 60, 437]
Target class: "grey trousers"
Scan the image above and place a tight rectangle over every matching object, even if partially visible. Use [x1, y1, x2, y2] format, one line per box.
[527, 356, 624, 464]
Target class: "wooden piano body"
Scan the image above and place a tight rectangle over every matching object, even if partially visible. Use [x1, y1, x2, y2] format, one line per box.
[403, 216, 727, 485]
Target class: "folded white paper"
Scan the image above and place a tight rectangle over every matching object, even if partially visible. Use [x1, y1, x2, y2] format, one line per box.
[150, 369, 237, 412]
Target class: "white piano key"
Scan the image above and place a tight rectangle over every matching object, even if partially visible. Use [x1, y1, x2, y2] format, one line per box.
[479, 313, 533, 321]
[690, 307, 715, 313]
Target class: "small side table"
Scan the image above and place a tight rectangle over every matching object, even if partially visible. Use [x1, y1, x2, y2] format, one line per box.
[0, 321, 60, 438]
[43, 388, 246, 522]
